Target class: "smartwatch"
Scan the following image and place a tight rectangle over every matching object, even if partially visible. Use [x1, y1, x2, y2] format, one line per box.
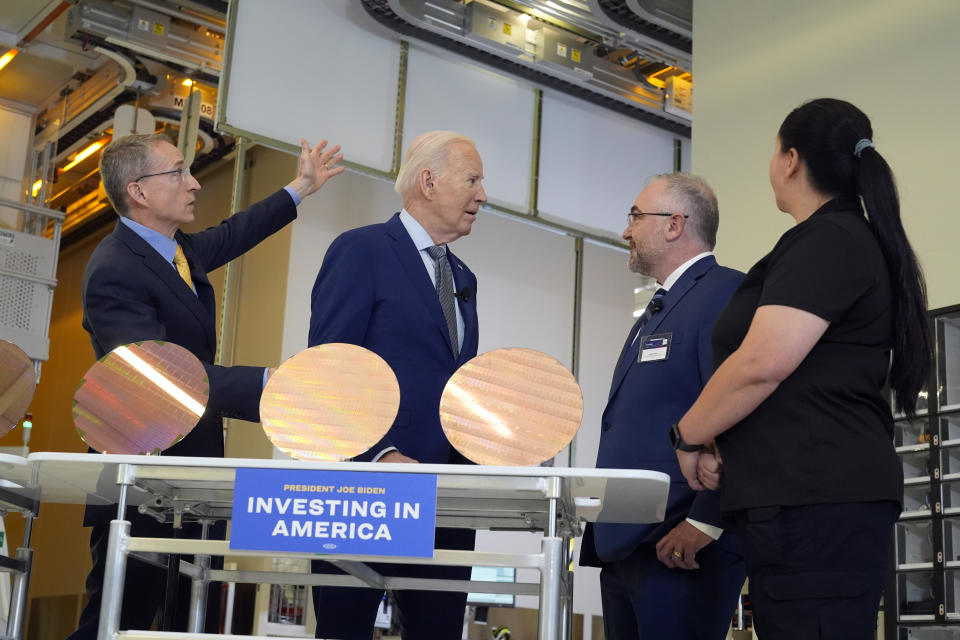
[670, 422, 703, 452]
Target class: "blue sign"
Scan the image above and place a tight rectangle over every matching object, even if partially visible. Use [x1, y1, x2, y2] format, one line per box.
[230, 468, 438, 558]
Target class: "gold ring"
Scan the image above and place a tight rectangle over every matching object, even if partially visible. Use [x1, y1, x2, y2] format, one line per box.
[672, 550, 683, 559]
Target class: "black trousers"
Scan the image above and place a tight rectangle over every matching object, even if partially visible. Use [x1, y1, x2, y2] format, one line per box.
[312, 527, 476, 640]
[66, 516, 225, 640]
[732, 501, 899, 640]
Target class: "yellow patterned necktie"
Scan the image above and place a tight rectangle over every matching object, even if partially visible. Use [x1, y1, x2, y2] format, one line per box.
[173, 244, 193, 289]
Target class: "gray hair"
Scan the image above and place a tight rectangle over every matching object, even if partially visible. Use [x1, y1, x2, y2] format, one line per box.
[99, 133, 172, 216]
[394, 131, 476, 196]
[649, 172, 719, 250]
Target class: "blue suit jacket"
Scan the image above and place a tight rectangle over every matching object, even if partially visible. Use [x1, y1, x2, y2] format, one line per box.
[308, 213, 479, 464]
[81, 189, 297, 466]
[582, 255, 743, 564]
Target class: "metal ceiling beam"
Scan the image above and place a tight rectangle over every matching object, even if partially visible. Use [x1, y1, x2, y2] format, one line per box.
[362, 0, 690, 136]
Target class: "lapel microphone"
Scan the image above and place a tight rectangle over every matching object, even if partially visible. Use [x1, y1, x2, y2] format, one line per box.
[454, 287, 474, 302]
[650, 297, 664, 313]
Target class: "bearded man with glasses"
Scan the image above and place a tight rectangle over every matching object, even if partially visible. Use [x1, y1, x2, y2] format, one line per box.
[68, 133, 343, 640]
[579, 173, 746, 640]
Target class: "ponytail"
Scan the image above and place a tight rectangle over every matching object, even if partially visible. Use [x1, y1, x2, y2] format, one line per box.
[858, 148, 932, 416]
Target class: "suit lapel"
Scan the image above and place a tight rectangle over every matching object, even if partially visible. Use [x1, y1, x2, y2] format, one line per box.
[385, 214, 455, 355]
[114, 223, 215, 350]
[608, 314, 647, 401]
[607, 256, 717, 401]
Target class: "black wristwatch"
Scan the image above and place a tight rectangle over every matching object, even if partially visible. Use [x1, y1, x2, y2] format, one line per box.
[670, 422, 703, 452]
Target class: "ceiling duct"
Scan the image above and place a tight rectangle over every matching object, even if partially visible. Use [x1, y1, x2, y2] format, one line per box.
[64, 0, 224, 83]
[21, 0, 233, 240]
[361, 0, 692, 136]
[35, 48, 149, 157]
[587, 0, 691, 53]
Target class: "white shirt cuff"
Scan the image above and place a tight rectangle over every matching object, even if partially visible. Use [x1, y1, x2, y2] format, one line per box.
[687, 517, 723, 540]
[370, 447, 398, 462]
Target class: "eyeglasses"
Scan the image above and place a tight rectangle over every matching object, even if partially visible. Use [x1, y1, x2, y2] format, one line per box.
[135, 167, 191, 182]
[627, 210, 689, 227]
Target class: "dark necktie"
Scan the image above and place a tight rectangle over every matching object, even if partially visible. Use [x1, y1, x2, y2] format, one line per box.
[426, 245, 459, 359]
[612, 288, 667, 378]
[630, 288, 667, 347]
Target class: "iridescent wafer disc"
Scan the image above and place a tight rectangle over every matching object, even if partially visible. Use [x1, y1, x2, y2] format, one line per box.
[439, 348, 583, 466]
[0, 341, 36, 436]
[260, 343, 400, 461]
[73, 341, 209, 454]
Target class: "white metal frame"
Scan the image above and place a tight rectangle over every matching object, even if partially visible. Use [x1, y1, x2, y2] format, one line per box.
[5, 453, 668, 640]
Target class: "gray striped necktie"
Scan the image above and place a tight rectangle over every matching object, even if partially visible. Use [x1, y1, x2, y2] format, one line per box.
[426, 245, 459, 359]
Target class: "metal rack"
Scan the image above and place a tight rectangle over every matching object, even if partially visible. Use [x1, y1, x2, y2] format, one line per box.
[888, 304, 960, 639]
[0, 455, 40, 640]
[0, 452, 669, 640]
[0, 197, 64, 378]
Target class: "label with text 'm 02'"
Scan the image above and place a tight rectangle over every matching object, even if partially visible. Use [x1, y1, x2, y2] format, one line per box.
[230, 468, 438, 558]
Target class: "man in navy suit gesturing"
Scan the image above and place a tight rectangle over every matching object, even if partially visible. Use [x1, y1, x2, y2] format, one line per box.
[580, 173, 746, 639]
[308, 131, 485, 639]
[71, 133, 343, 639]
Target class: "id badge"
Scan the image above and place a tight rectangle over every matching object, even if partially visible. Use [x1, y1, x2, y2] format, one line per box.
[638, 332, 672, 362]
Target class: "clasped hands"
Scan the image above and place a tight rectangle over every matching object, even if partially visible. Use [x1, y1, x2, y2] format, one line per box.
[676, 442, 723, 491]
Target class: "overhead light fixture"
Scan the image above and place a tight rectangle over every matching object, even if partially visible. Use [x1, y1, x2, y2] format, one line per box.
[182, 78, 193, 87]
[648, 65, 674, 79]
[61, 139, 106, 172]
[0, 49, 18, 72]
[31, 179, 42, 197]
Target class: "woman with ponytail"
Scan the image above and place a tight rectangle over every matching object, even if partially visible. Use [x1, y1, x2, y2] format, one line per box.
[670, 98, 931, 639]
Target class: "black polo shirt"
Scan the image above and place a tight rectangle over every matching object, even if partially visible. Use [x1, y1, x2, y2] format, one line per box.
[712, 198, 902, 512]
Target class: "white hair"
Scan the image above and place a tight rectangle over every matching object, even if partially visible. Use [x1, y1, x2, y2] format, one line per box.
[394, 131, 476, 196]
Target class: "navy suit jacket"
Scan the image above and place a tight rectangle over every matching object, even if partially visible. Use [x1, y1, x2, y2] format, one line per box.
[582, 255, 743, 564]
[308, 213, 479, 464]
[81, 189, 297, 490]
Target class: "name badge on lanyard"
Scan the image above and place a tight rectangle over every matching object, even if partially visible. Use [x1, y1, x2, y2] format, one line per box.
[638, 333, 672, 363]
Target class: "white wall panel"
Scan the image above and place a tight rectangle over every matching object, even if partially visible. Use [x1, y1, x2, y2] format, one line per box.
[453, 211, 575, 364]
[403, 44, 536, 212]
[574, 242, 636, 469]
[225, 0, 400, 171]
[681, 137, 692, 173]
[538, 90, 676, 239]
[570, 239, 639, 616]
[281, 171, 403, 361]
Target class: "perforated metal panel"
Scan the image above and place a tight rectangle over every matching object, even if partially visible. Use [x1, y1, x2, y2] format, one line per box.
[0, 227, 58, 362]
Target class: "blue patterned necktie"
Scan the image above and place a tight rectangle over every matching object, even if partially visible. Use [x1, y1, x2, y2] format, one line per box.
[426, 245, 459, 359]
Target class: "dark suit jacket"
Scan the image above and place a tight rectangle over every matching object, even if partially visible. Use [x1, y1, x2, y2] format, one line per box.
[581, 255, 743, 564]
[80, 189, 297, 523]
[308, 212, 478, 464]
